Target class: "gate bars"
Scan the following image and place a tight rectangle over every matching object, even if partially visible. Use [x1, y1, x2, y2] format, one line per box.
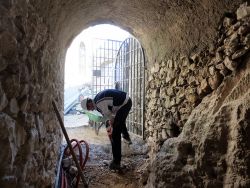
[91, 37, 145, 138]
[92, 38, 122, 96]
[114, 37, 145, 138]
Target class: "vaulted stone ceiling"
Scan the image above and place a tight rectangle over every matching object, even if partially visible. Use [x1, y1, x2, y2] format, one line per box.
[31, 0, 242, 63]
[0, 0, 249, 187]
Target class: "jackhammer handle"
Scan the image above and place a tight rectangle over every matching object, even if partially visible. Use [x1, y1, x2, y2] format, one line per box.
[52, 100, 88, 188]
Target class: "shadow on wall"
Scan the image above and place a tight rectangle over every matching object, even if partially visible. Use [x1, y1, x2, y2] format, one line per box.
[170, 123, 181, 137]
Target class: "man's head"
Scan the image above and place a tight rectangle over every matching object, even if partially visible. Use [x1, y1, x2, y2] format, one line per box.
[81, 98, 95, 111]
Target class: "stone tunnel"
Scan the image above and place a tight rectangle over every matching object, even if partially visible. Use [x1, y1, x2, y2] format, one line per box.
[1, 0, 250, 187]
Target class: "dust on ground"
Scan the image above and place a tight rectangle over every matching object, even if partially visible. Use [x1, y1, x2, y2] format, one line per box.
[63, 113, 149, 188]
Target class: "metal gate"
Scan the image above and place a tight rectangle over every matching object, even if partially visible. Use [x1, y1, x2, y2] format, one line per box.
[114, 37, 145, 138]
[92, 38, 122, 96]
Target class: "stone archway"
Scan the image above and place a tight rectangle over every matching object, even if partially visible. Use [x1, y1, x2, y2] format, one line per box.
[0, 0, 249, 187]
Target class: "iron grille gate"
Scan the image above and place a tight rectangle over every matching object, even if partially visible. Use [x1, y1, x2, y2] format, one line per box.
[92, 39, 122, 95]
[115, 37, 145, 138]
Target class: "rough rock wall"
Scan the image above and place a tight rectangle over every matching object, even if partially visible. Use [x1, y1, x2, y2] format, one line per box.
[30, 0, 243, 64]
[147, 59, 250, 187]
[0, 0, 248, 187]
[145, 3, 250, 146]
[146, 3, 250, 187]
[0, 1, 62, 187]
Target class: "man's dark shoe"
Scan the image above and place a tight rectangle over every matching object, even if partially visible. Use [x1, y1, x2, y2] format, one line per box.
[109, 161, 121, 170]
[123, 136, 132, 145]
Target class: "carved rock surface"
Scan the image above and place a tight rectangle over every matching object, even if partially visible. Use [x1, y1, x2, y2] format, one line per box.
[0, 0, 249, 187]
[147, 58, 250, 188]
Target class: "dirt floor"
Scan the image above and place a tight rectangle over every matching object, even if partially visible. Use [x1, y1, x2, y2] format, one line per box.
[63, 113, 149, 188]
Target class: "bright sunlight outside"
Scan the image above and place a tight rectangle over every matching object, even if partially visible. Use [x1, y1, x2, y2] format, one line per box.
[64, 24, 130, 89]
[64, 24, 131, 115]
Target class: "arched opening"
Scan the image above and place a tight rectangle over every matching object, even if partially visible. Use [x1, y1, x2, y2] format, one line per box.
[1, 1, 248, 187]
[61, 24, 148, 187]
[115, 38, 146, 138]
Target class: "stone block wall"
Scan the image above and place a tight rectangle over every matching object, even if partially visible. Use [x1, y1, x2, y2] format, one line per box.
[145, 2, 250, 146]
[145, 3, 250, 187]
[0, 0, 249, 187]
[0, 1, 62, 187]
[146, 55, 250, 188]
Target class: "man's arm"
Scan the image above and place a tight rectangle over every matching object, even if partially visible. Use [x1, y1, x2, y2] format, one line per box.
[96, 99, 115, 120]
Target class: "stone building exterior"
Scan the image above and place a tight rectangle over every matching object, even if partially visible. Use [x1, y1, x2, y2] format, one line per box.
[0, 0, 249, 187]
